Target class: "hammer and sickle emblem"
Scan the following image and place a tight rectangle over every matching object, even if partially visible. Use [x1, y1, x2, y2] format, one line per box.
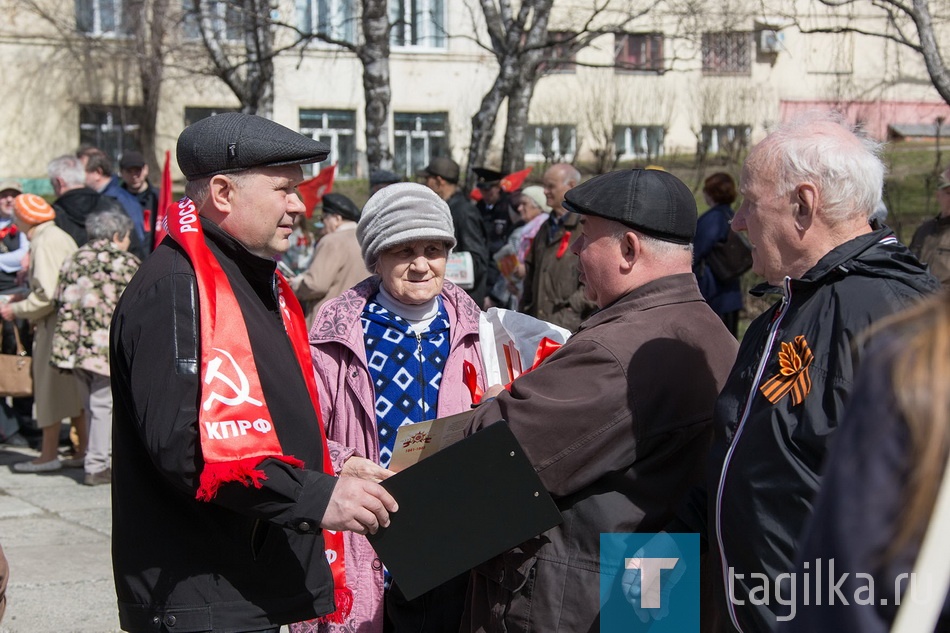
[202, 348, 264, 411]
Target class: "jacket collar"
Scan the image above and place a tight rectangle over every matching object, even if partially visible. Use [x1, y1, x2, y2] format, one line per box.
[311, 277, 482, 354]
[201, 218, 278, 294]
[577, 273, 704, 333]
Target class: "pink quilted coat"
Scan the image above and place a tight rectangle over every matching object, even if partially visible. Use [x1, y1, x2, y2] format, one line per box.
[302, 276, 484, 633]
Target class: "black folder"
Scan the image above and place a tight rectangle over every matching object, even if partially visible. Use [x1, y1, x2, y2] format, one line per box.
[366, 421, 562, 600]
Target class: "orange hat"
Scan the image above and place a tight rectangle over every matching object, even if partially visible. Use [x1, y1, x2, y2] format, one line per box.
[13, 193, 55, 225]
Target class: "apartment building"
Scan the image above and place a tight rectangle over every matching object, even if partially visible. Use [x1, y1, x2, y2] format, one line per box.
[0, 0, 947, 191]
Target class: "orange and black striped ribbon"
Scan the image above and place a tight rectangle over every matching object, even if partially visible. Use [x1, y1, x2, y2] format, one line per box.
[759, 335, 814, 406]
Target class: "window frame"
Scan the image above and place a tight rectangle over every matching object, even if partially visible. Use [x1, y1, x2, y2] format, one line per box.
[390, 0, 446, 50]
[701, 31, 753, 76]
[393, 112, 449, 179]
[613, 124, 666, 160]
[524, 124, 576, 163]
[296, 0, 357, 45]
[614, 32, 664, 73]
[76, 0, 132, 36]
[79, 104, 144, 165]
[182, 0, 244, 43]
[299, 109, 358, 178]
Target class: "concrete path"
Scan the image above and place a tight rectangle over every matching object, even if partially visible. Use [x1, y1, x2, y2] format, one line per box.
[0, 444, 116, 632]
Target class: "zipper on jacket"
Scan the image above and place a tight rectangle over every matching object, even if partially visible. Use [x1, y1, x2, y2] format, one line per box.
[414, 331, 426, 418]
[714, 276, 792, 632]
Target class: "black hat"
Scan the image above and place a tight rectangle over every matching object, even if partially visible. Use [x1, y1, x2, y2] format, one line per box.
[177, 113, 330, 181]
[119, 150, 146, 170]
[563, 169, 696, 244]
[321, 192, 361, 222]
[473, 167, 503, 184]
[369, 169, 401, 187]
[415, 157, 460, 183]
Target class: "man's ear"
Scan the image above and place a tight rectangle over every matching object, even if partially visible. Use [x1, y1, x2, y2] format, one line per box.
[795, 183, 818, 231]
[620, 229, 640, 271]
[208, 174, 236, 215]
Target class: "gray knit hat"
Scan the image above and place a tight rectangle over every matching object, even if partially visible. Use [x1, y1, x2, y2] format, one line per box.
[357, 182, 456, 270]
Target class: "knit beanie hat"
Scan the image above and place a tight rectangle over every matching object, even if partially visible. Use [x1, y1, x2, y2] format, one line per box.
[520, 186, 552, 213]
[358, 182, 456, 270]
[13, 193, 55, 225]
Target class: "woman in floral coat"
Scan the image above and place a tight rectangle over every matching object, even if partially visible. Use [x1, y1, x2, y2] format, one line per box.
[52, 209, 140, 485]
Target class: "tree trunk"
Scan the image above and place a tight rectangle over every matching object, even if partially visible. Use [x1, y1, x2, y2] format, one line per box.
[465, 64, 517, 188]
[136, 0, 170, 172]
[241, 0, 275, 117]
[360, 0, 393, 173]
[908, 0, 950, 106]
[501, 54, 541, 172]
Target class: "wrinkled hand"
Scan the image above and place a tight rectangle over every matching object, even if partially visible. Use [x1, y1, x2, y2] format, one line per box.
[320, 476, 398, 535]
[620, 532, 684, 623]
[341, 456, 395, 483]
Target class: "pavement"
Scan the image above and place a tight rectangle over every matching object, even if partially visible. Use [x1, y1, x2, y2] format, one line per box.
[0, 442, 295, 633]
[0, 443, 117, 632]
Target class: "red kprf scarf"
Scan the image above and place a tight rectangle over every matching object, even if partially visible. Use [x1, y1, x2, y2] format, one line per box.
[166, 197, 352, 623]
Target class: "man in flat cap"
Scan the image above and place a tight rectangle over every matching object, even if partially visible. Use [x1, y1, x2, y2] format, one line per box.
[460, 169, 739, 632]
[292, 192, 370, 324]
[418, 157, 491, 306]
[110, 113, 398, 633]
[369, 169, 401, 196]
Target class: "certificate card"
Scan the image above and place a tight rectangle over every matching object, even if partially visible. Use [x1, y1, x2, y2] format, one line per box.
[387, 409, 474, 472]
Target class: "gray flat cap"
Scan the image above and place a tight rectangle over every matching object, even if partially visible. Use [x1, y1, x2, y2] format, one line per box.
[563, 169, 696, 244]
[177, 113, 330, 181]
[369, 169, 401, 187]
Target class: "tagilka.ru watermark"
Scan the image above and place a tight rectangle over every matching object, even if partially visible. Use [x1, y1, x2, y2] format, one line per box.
[728, 558, 936, 622]
[600, 533, 699, 633]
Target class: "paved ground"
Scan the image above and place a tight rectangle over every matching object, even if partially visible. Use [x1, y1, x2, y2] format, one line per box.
[0, 443, 117, 632]
[0, 443, 295, 633]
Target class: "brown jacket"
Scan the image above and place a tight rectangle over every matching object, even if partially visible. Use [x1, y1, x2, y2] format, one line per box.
[520, 212, 595, 332]
[463, 273, 738, 633]
[909, 214, 950, 288]
[292, 224, 370, 325]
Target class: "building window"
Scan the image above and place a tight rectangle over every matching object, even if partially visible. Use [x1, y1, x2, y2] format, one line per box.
[183, 107, 240, 128]
[538, 31, 576, 74]
[614, 33, 663, 72]
[524, 124, 576, 162]
[183, 0, 243, 41]
[297, 0, 357, 44]
[300, 109, 357, 178]
[390, 0, 445, 49]
[699, 124, 751, 157]
[614, 125, 665, 160]
[393, 112, 448, 178]
[76, 0, 131, 35]
[79, 105, 143, 164]
[702, 31, 752, 75]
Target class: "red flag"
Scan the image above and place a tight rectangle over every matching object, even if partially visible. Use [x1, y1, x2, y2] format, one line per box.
[154, 150, 172, 250]
[469, 187, 483, 202]
[298, 164, 336, 218]
[500, 167, 533, 192]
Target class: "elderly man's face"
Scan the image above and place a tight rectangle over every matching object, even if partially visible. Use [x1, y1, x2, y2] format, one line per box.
[376, 240, 447, 305]
[542, 166, 574, 213]
[572, 214, 623, 308]
[734, 158, 801, 286]
[0, 189, 18, 218]
[224, 165, 306, 258]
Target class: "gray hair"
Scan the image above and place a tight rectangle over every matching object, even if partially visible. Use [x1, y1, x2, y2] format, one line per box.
[86, 209, 133, 241]
[609, 222, 693, 258]
[47, 155, 87, 188]
[749, 110, 885, 223]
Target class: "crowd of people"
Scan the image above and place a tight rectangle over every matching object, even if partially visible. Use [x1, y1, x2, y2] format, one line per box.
[1, 109, 949, 633]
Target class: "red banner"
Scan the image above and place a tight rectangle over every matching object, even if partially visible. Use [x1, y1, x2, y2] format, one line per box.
[153, 150, 172, 249]
[500, 167, 533, 192]
[298, 164, 336, 218]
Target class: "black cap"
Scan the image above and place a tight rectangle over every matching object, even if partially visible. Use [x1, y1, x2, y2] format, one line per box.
[473, 167, 503, 184]
[416, 157, 460, 183]
[177, 113, 330, 181]
[563, 169, 696, 244]
[119, 150, 146, 169]
[369, 169, 401, 187]
[321, 193, 361, 222]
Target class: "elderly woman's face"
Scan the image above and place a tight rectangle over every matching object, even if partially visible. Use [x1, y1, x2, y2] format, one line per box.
[377, 240, 448, 305]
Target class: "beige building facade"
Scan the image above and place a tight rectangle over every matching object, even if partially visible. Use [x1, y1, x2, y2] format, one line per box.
[0, 0, 947, 192]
